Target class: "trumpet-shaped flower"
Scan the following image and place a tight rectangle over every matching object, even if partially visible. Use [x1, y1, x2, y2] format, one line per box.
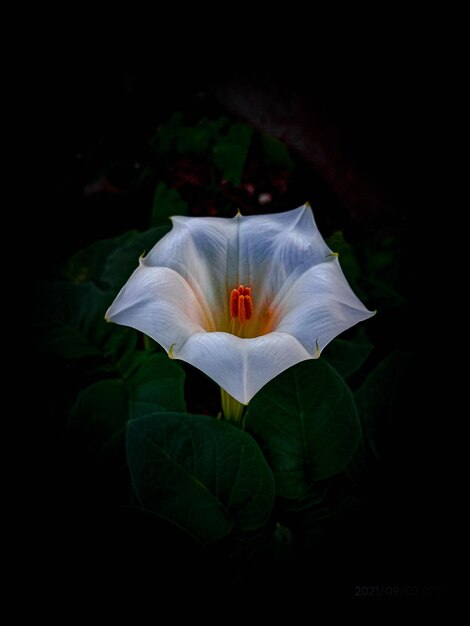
[105, 205, 375, 405]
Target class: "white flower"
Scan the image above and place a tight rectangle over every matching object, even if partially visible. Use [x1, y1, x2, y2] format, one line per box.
[105, 204, 375, 404]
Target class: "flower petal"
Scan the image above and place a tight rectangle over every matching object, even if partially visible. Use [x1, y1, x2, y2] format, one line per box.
[274, 258, 376, 355]
[139, 205, 330, 326]
[236, 204, 332, 306]
[142, 215, 237, 329]
[105, 264, 208, 349]
[176, 331, 311, 405]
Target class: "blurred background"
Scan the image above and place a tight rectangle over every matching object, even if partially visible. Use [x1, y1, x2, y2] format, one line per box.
[32, 43, 446, 599]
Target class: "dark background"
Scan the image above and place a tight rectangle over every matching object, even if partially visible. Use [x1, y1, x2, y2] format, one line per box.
[33, 43, 447, 599]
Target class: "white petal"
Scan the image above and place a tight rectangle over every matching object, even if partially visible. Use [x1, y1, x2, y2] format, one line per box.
[142, 215, 236, 328]
[176, 331, 311, 405]
[274, 258, 375, 355]
[105, 264, 208, 350]
[237, 204, 332, 306]
[138, 205, 330, 326]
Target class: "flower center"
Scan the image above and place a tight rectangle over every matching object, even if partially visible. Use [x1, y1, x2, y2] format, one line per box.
[230, 284, 253, 323]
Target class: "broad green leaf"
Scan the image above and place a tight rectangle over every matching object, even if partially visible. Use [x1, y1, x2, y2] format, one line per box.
[177, 125, 212, 153]
[212, 122, 253, 186]
[362, 276, 406, 308]
[326, 233, 405, 309]
[359, 236, 405, 308]
[351, 351, 413, 470]
[149, 111, 184, 153]
[69, 379, 130, 451]
[359, 236, 400, 289]
[35, 281, 108, 330]
[38, 227, 171, 364]
[324, 328, 373, 378]
[69, 354, 186, 450]
[246, 359, 360, 498]
[151, 181, 188, 227]
[102, 226, 170, 291]
[35, 281, 138, 366]
[128, 353, 186, 416]
[64, 231, 136, 288]
[127, 413, 275, 544]
[39, 325, 102, 359]
[260, 135, 295, 171]
[150, 113, 229, 155]
[346, 351, 413, 492]
[126, 352, 174, 389]
[35, 285, 136, 371]
[130, 388, 168, 421]
[64, 227, 170, 293]
[277, 484, 334, 548]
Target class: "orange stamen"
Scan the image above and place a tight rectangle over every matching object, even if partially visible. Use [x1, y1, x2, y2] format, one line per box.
[230, 289, 239, 318]
[238, 295, 246, 323]
[230, 284, 253, 323]
[244, 295, 253, 320]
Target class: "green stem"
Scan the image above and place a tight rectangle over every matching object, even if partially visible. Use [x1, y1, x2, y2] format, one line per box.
[220, 388, 246, 427]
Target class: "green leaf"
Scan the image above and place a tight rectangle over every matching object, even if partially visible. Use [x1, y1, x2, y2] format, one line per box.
[352, 351, 413, 467]
[35, 281, 138, 365]
[198, 116, 229, 138]
[69, 354, 186, 450]
[151, 181, 188, 227]
[102, 227, 170, 292]
[64, 231, 136, 288]
[359, 236, 400, 288]
[355, 351, 412, 431]
[38, 227, 171, 364]
[177, 125, 211, 153]
[69, 379, 130, 451]
[325, 233, 405, 309]
[277, 483, 334, 548]
[128, 353, 186, 416]
[260, 135, 295, 171]
[149, 111, 184, 153]
[150, 113, 229, 155]
[212, 122, 253, 186]
[359, 236, 405, 307]
[127, 413, 275, 544]
[362, 276, 406, 308]
[39, 325, 103, 359]
[324, 328, 373, 378]
[64, 227, 170, 293]
[246, 359, 360, 499]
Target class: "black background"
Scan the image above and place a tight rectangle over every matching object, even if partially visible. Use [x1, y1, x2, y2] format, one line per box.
[32, 35, 448, 600]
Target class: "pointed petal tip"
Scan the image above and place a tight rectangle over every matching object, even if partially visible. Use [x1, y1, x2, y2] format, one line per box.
[304, 200, 311, 208]
[314, 338, 321, 358]
[222, 385, 249, 406]
[169, 214, 187, 226]
[357, 306, 377, 320]
[235, 392, 251, 406]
